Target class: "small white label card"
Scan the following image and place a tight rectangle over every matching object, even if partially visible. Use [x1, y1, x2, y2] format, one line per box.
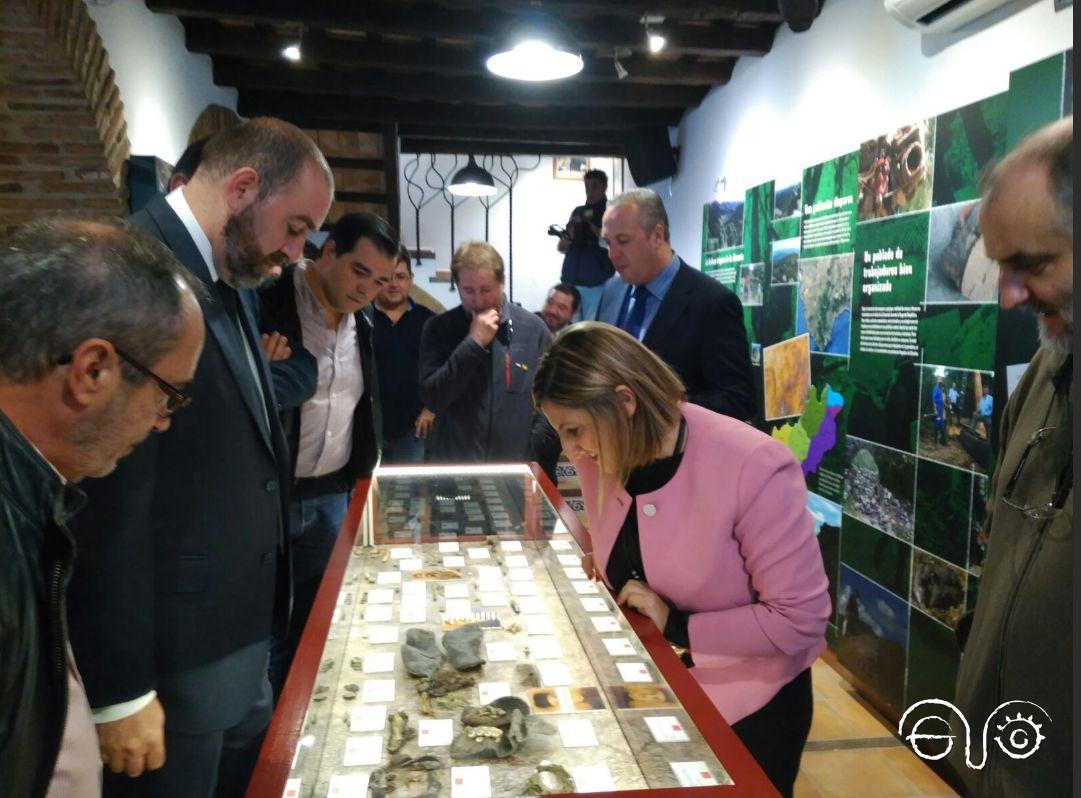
[401, 581, 427, 599]
[556, 554, 580, 567]
[617, 662, 653, 683]
[549, 540, 574, 551]
[507, 567, 534, 582]
[348, 704, 387, 732]
[669, 762, 717, 787]
[529, 636, 563, 659]
[366, 588, 394, 605]
[328, 773, 370, 798]
[362, 651, 395, 674]
[510, 581, 538, 597]
[443, 555, 467, 568]
[580, 597, 609, 613]
[467, 547, 491, 560]
[283, 778, 302, 798]
[572, 581, 599, 595]
[485, 641, 517, 662]
[479, 591, 507, 607]
[563, 567, 588, 581]
[376, 570, 402, 585]
[360, 679, 395, 703]
[552, 520, 570, 534]
[389, 547, 413, 560]
[570, 765, 616, 793]
[368, 625, 400, 644]
[645, 716, 689, 743]
[438, 541, 461, 553]
[500, 540, 523, 552]
[343, 735, 383, 766]
[331, 607, 343, 625]
[418, 718, 454, 747]
[363, 605, 393, 623]
[537, 661, 574, 686]
[445, 598, 473, 618]
[399, 558, 424, 572]
[398, 603, 427, 623]
[516, 596, 547, 614]
[444, 582, 470, 599]
[590, 616, 620, 633]
[558, 718, 599, 748]
[477, 681, 511, 703]
[524, 616, 554, 635]
[504, 555, 529, 568]
[602, 637, 636, 657]
[450, 765, 492, 798]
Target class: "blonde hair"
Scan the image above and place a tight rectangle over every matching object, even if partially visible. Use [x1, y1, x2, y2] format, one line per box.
[450, 240, 505, 285]
[533, 322, 685, 486]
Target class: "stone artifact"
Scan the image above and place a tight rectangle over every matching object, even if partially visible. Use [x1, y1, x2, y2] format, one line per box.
[387, 710, 415, 753]
[417, 668, 476, 715]
[368, 767, 395, 798]
[451, 697, 530, 759]
[412, 567, 462, 581]
[523, 761, 575, 795]
[442, 623, 485, 670]
[402, 628, 443, 677]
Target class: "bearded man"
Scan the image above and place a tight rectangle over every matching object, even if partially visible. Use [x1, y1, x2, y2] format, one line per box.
[950, 116, 1072, 798]
[66, 118, 333, 798]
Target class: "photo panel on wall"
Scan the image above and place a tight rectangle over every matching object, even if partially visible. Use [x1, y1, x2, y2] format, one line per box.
[857, 119, 936, 223]
[915, 364, 994, 475]
[843, 436, 916, 544]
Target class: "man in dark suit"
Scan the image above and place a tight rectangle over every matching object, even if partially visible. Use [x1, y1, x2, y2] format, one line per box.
[596, 188, 755, 420]
[258, 212, 398, 697]
[65, 118, 334, 798]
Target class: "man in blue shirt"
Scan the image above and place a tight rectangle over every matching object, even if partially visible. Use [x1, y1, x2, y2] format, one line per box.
[556, 169, 614, 321]
[975, 387, 993, 433]
[595, 188, 754, 420]
[931, 379, 947, 444]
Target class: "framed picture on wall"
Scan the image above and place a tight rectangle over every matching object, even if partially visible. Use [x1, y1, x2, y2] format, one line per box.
[553, 156, 590, 180]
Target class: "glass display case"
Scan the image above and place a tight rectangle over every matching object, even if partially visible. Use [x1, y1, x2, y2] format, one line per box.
[248, 465, 776, 798]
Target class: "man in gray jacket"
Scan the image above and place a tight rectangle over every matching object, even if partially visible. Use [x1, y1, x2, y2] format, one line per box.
[419, 242, 558, 475]
[948, 117, 1072, 798]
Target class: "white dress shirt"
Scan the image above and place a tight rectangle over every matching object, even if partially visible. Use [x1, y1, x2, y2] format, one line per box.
[293, 263, 364, 478]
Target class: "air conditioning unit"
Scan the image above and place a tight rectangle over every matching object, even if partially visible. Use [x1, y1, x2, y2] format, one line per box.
[884, 0, 1014, 33]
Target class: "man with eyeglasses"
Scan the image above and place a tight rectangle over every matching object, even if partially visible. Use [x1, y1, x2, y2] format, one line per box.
[951, 116, 1072, 798]
[64, 118, 333, 798]
[0, 218, 204, 798]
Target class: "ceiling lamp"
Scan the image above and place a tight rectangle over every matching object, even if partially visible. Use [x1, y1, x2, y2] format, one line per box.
[448, 156, 497, 197]
[281, 44, 301, 62]
[642, 14, 666, 54]
[779, 0, 820, 33]
[485, 11, 584, 81]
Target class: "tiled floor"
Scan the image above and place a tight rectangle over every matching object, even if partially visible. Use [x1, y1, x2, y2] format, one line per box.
[797, 660, 959, 798]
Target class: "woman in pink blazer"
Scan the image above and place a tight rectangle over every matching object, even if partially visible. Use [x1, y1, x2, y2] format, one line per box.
[534, 323, 831, 798]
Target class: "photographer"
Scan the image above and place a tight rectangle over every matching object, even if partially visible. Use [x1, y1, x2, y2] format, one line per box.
[554, 169, 613, 320]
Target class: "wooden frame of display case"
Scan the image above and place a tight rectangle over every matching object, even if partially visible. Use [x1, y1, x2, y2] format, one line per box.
[247, 466, 779, 798]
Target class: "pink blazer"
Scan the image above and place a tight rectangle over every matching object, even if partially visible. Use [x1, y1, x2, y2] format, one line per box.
[574, 402, 831, 723]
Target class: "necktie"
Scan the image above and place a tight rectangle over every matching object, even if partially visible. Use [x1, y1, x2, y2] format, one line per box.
[619, 286, 649, 340]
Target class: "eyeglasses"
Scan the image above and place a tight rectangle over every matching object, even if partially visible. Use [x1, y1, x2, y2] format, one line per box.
[1000, 395, 1073, 520]
[57, 348, 192, 416]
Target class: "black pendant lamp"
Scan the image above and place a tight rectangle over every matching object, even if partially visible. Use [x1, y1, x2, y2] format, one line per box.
[448, 156, 497, 197]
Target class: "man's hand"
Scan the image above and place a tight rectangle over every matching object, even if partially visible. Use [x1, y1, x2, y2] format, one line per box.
[468, 309, 500, 348]
[616, 579, 670, 633]
[414, 408, 435, 439]
[96, 697, 166, 778]
[261, 332, 293, 362]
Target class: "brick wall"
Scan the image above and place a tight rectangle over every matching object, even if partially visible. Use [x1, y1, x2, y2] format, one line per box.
[0, 0, 129, 236]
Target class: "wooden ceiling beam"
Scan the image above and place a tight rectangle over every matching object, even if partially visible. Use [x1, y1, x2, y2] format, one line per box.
[183, 21, 736, 86]
[403, 0, 784, 23]
[151, 0, 774, 57]
[238, 90, 686, 130]
[400, 138, 624, 156]
[213, 60, 710, 109]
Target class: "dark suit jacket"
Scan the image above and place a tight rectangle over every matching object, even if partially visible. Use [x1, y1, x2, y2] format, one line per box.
[597, 258, 755, 420]
[66, 195, 293, 720]
[257, 264, 380, 492]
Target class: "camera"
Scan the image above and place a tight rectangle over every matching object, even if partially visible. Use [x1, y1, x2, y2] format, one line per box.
[547, 224, 568, 239]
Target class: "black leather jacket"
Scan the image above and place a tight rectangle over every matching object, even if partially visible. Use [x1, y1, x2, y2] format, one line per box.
[0, 409, 85, 797]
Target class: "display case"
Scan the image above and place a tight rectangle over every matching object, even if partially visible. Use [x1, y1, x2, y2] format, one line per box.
[248, 465, 777, 798]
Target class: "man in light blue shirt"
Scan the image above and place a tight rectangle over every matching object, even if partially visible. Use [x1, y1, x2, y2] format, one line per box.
[976, 388, 993, 432]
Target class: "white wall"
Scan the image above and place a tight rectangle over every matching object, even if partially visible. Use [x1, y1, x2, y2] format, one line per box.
[84, 0, 237, 164]
[398, 155, 632, 313]
[656, 0, 1073, 264]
